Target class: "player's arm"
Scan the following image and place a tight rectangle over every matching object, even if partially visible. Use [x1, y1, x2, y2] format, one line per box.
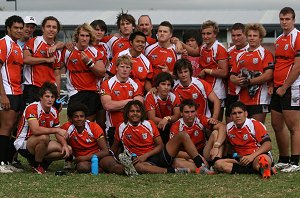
[55, 133, 72, 158]
[171, 37, 199, 57]
[207, 91, 221, 120]
[249, 68, 273, 85]
[89, 59, 106, 77]
[211, 122, 227, 147]
[0, 62, 10, 110]
[133, 95, 144, 104]
[54, 69, 61, 96]
[147, 109, 162, 125]
[110, 138, 122, 157]
[47, 41, 65, 57]
[203, 59, 228, 78]
[28, 119, 68, 138]
[23, 49, 55, 65]
[101, 94, 133, 111]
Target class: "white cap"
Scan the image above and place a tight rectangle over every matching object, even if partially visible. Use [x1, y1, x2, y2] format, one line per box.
[23, 16, 37, 25]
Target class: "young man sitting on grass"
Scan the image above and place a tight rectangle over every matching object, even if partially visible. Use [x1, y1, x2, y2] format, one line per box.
[214, 101, 276, 179]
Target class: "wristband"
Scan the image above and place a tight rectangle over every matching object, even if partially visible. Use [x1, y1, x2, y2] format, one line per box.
[209, 69, 213, 75]
[86, 59, 93, 67]
[89, 63, 95, 69]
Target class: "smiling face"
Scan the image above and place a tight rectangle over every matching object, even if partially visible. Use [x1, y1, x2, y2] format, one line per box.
[42, 20, 58, 42]
[93, 25, 106, 42]
[128, 104, 142, 125]
[247, 29, 261, 49]
[71, 111, 86, 129]
[137, 16, 153, 36]
[130, 35, 146, 54]
[23, 23, 36, 40]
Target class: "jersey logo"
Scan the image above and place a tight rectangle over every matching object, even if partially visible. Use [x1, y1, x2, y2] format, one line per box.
[128, 90, 133, 96]
[284, 44, 289, 50]
[194, 130, 199, 137]
[166, 57, 173, 63]
[118, 43, 124, 48]
[206, 57, 211, 63]
[126, 134, 132, 139]
[151, 54, 157, 60]
[74, 136, 78, 142]
[114, 90, 120, 96]
[71, 59, 78, 64]
[50, 121, 53, 126]
[138, 66, 143, 72]
[142, 133, 148, 139]
[14, 50, 19, 55]
[243, 134, 248, 141]
[228, 134, 235, 139]
[292, 96, 299, 103]
[252, 58, 258, 64]
[86, 138, 92, 143]
[40, 120, 46, 126]
[40, 50, 47, 57]
[192, 93, 198, 99]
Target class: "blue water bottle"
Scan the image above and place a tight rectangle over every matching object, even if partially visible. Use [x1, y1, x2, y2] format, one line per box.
[91, 154, 98, 175]
[232, 153, 241, 162]
[131, 153, 137, 161]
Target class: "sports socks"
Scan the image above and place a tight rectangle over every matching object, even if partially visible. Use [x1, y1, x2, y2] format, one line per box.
[278, 156, 290, 164]
[290, 155, 300, 166]
[193, 155, 204, 168]
[0, 135, 10, 163]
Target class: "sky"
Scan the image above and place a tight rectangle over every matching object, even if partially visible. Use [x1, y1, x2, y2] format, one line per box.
[1, 0, 299, 11]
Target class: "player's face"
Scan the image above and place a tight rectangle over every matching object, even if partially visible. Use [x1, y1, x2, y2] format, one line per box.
[201, 27, 216, 46]
[116, 62, 132, 80]
[42, 20, 58, 41]
[40, 90, 56, 110]
[157, 26, 172, 43]
[7, 22, 23, 41]
[231, 29, 247, 49]
[119, 20, 134, 37]
[157, 80, 172, 98]
[78, 29, 91, 48]
[182, 105, 197, 126]
[128, 105, 142, 125]
[185, 38, 198, 49]
[247, 30, 261, 49]
[138, 16, 153, 36]
[23, 23, 36, 40]
[279, 13, 295, 33]
[230, 107, 247, 128]
[131, 35, 146, 54]
[71, 111, 86, 128]
[177, 68, 191, 85]
[93, 25, 105, 41]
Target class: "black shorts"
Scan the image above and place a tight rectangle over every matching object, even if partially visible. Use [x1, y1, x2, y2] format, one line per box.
[107, 127, 116, 147]
[246, 105, 269, 117]
[68, 91, 102, 116]
[270, 87, 300, 113]
[225, 94, 239, 117]
[18, 148, 35, 163]
[1, 94, 24, 112]
[23, 85, 40, 106]
[146, 146, 174, 168]
[159, 124, 171, 145]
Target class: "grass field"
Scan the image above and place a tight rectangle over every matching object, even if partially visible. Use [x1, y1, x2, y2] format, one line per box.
[2, 112, 300, 198]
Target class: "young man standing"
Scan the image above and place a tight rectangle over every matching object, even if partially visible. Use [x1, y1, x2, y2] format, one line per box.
[100, 55, 143, 146]
[214, 101, 274, 179]
[14, 82, 72, 174]
[271, 7, 300, 172]
[0, 15, 24, 173]
[62, 23, 106, 122]
[111, 100, 212, 174]
[17, 16, 37, 49]
[137, 15, 154, 38]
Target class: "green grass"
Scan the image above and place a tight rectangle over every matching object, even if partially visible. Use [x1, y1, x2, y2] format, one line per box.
[2, 113, 298, 198]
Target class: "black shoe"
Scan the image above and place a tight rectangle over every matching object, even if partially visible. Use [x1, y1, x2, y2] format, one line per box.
[12, 159, 25, 170]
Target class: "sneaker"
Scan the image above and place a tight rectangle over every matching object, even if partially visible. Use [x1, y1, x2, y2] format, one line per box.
[41, 160, 52, 171]
[0, 162, 13, 173]
[12, 160, 25, 170]
[63, 161, 72, 170]
[32, 165, 45, 175]
[274, 162, 290, 170]
[195, 165, 215, 175]
[281, 164, 300, 173]
[118, 153, 139, 176]
[6, 163, 23, 172]
[175, 167, 191, 173]
[258, 155, 271, 179]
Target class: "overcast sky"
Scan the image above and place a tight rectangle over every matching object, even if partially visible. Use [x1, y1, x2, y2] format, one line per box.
[1, 0, 300, 11]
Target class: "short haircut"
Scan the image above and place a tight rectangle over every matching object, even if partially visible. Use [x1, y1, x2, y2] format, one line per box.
[39, 82, 58, 99]
[67, 103, 89, 118]
[229, 101, 247, 114]
[173, 58, 193, 78]
[201, 20, 219, 34]
[155, 72, 174, 87]
[123, 100, 146, 123]
[182, 30, 201, 45]
[116, 55, 133, 68]
[180, 99, 198, 112]
[245, 23, 266, 38]
[231, 23, 245, 32]
[5, 15, 24, 34]
[138, 15, 152, 25]
[73, 23, 95, 44]
[90, 19, 107, 34]
[280, 7, 295, 19]
[42, 16, 61, 32]
[129, 31, 146, 42]
[158, 21, 173, 33]
[116, 11, 136, 29]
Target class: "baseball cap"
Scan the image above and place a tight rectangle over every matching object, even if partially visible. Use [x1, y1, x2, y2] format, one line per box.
[23, 16, 37, 25]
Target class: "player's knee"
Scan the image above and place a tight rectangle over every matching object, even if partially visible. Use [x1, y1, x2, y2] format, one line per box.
[76, 162, 91, 173]
[38, 135, 50, 144]
[177, 131, 190, 141]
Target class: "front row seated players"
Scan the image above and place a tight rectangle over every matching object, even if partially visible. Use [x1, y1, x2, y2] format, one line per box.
[61, 103, 136, 175]
[214, 101, 275, 179]
[111, 100, 214, 174]
[170, 99, 226, 173]
[14, 82, 72, 174]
